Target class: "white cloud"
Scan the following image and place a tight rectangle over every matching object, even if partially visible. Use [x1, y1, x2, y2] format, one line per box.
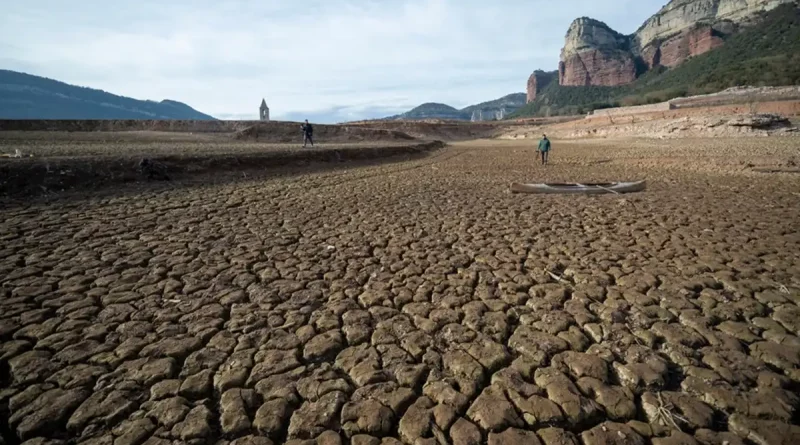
[0, 0, 667, 123]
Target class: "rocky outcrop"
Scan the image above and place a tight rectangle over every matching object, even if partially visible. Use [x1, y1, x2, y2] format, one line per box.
[558, 18, 637, 86]
[630, 0, 788, 68]
[639, 24, 726, 68]
[526, 71, 557, 103]
[554, 0, 795, 87]
[634, 0, 791, 51]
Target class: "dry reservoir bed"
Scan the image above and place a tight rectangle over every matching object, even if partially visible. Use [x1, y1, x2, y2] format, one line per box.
[0, 136, 444, 198]
[1, 136, 800, 445]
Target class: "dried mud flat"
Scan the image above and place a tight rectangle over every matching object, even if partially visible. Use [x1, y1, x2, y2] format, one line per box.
[0, 135, 444, 198]
[1, 135, 800, 445]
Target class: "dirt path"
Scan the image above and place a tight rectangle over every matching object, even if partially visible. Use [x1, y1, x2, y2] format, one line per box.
[1, 138, 800, 444]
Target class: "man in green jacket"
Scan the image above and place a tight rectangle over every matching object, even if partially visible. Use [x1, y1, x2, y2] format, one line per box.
[537, 134, 551, 165]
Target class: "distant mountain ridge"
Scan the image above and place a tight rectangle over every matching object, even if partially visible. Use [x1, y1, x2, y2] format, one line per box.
[0, 70, 216, 120]
[384, 93, 526, 121]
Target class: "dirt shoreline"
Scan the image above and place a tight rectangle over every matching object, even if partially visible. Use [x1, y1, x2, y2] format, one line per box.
[0, 140, 445, 199]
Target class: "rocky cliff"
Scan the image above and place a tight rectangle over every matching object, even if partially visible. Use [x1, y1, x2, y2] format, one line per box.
[526, 70, 558, 103]
[558, 18, 638, 86]
[556, 0, 795, 86]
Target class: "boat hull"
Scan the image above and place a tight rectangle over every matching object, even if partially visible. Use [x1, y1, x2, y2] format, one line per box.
[510, 180, 646, 194]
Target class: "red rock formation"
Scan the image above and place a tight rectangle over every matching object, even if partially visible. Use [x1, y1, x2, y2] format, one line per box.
[549, 1, 793, 88]
[559, 50, 637, 87]
[641, 25, 725, 68]
[558, 17, 638, 87]
[526, 74, 537, 103]
[526, 71, 557, 103]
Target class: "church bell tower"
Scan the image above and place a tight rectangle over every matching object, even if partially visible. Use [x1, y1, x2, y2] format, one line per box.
[259, 98, 270, 121]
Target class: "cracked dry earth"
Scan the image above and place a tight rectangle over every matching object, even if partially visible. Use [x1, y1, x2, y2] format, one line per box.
[1, 137, 800, 445]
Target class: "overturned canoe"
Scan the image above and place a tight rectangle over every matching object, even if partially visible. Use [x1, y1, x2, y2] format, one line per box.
[511, 180, 646, 194]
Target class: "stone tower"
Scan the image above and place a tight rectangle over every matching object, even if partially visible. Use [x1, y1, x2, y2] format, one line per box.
[259, 98, 270, 121]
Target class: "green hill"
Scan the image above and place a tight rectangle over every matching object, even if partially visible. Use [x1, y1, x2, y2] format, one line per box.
[511, 2, 800, 118]
[0, 70, 216, 120]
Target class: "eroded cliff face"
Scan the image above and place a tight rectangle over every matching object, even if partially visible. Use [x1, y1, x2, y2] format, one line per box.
[526, 71, 558, 103]
[555, 0, 795, 87]
[639, 24, 727, 68]
[635, 0, 791, 49]
[558, 18, 637, 86]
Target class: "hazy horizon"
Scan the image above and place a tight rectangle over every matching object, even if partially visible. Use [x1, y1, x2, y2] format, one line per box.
[1, 0, 667, 123]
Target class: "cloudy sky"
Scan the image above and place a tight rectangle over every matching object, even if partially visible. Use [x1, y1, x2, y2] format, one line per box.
[1, 0, 666, 123]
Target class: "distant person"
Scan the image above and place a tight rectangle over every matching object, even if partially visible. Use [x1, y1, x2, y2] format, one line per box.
[537, 134, 551, 165]
[301, 119, 314, 147]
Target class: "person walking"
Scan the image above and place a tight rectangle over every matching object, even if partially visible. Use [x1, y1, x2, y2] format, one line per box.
[537, 134, 551, 165]
[301, 119, 314, 148]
